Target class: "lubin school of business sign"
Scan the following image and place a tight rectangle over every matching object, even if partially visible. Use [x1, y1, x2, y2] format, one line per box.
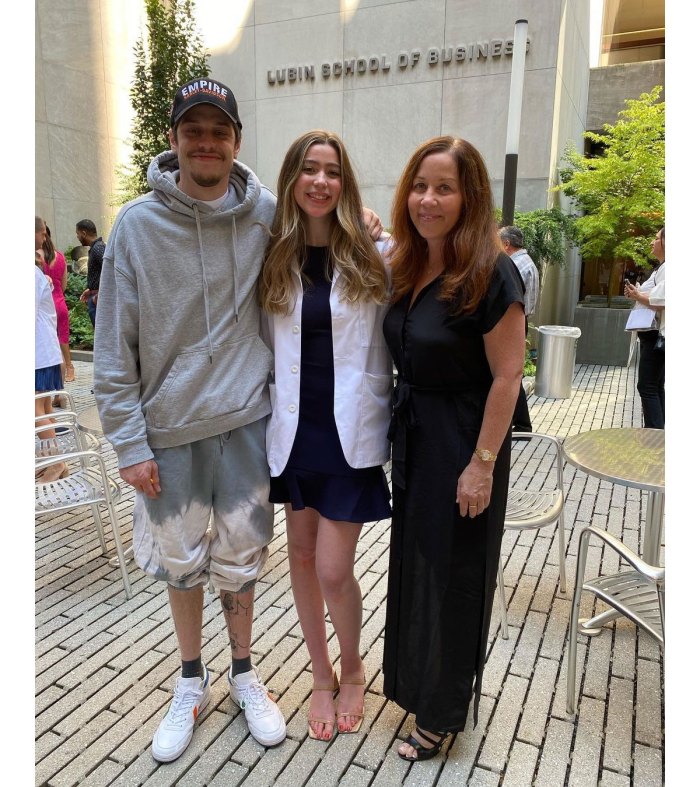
[267, 38, 530, 84]
[36, 0, 590, 326]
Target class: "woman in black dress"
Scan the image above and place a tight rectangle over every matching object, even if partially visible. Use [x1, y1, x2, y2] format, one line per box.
[382, 136, 525, 760]
[260, 131, 393, 741]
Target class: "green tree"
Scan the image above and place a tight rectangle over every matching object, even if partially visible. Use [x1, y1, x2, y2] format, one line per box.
[496, 206, 576, 285]
[117, 0, 209, 203]
[555, 86, 665, 271]
[511, 208, 576, 275]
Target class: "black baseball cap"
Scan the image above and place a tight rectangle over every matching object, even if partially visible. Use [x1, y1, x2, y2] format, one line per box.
[170, 78, 242, 131]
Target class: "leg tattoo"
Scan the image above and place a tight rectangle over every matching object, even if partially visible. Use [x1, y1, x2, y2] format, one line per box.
[220, 581, 256, 658]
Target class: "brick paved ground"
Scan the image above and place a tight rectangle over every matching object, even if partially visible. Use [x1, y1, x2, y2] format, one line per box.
[35, 360, 664, 786]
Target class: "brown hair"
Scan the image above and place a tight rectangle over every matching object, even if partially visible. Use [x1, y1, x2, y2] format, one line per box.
[389, 135, 501, 313]
[260, 130, 387, 314]
[42, 224, 57, 265]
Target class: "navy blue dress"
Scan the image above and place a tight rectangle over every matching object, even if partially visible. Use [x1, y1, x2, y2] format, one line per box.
[269, 245, 391, 523]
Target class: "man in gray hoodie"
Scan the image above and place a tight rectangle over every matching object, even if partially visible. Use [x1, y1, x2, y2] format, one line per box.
[94, 78, 286, 762]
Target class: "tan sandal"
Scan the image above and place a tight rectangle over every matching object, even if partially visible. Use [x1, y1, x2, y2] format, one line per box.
[65, 366, 76, 383]
[336, 674, 365, 734]
[308, 671, 339, 741]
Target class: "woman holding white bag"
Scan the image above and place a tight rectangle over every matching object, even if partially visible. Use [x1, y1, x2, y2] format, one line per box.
[624, 226, 665, 428]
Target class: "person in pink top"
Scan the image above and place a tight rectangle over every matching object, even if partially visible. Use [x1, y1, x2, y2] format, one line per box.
[40, 223, 75, 384]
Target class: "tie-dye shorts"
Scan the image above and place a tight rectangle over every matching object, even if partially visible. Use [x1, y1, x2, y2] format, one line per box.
[131, 418, 273, 592]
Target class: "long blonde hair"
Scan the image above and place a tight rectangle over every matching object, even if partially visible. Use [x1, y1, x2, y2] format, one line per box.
[389, 136, 501, 313]
[260, 130, 387, 314]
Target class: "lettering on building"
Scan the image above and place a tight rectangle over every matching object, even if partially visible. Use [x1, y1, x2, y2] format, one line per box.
[267, 38, 530, 85]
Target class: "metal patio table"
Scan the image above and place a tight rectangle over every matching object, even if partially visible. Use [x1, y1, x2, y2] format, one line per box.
[563, 427, 664, 635]
[76, 404, 103, 436]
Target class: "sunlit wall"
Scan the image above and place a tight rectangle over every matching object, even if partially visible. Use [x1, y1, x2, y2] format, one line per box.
[36, 0, 591, 324]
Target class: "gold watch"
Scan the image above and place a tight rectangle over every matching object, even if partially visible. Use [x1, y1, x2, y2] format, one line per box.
[474, 447, 497, 462]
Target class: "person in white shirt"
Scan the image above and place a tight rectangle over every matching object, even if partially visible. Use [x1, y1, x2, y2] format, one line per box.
[499, 226, 539, 316]
[499, 226, 539, 432]
[35, 248, 67, 482]
[624, 226, 665, 427]
[261, 130, 392, 742]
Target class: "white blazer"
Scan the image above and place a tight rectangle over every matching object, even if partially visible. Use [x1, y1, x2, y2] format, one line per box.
[266, 261, 393, 477]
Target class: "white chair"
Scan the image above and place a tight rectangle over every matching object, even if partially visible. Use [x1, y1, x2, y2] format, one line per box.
[35, 423, 132, 599]
[35, 416, 100, 457]
[496, 431, 566, 639]
[35, 390, 100, 455]
[35, 388, 77, 411]
[566, 525, 664, 715]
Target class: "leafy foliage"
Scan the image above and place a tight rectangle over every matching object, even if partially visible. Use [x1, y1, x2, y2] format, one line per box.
[65, 272, 94, 350]
[523, 351, 536, 378]
[496, 206, 576, 278]
[555, 86, 665, 269]
[116, 0, 210, 203]
[522, 334, 537, 377]
[512, 208, 576, 274]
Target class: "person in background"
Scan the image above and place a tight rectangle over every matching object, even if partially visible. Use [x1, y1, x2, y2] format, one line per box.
[260, 130, 392, 741]
[499, 226, 539, 316]
[624, 226, 665, 428]
[35, 248, 67, 483]
[382, 136, 525, 761]
[77, 219, 105, 327]
[648, 264, 665, 350]
[42, 224, 75, 384]
[499, 225, 539, 432]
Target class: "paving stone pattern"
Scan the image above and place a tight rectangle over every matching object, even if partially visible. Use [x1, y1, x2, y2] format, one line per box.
[35, 361, 664, 786]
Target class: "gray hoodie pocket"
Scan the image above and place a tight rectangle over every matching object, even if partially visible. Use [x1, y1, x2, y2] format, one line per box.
[145, 335, 273, 430]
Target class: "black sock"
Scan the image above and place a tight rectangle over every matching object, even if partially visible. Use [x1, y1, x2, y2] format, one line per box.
[231, 656, 252, 676]
[181, 656, 203, 679]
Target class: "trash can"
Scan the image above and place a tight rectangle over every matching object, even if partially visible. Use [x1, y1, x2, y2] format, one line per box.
[534, 325, 582, 399]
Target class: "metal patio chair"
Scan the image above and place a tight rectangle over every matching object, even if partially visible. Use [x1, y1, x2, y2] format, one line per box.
[35, 388, 77, 411]
[35, 390, 100, 455]
[566, 525, 664, 715]
[35, 423, 132, 599]
[35, 415, 100, 457]
[496, 431, 567, 640]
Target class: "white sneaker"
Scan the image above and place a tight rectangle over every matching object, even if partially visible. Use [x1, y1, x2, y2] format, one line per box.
[152, 666, 210, 762]
[228, 666, 286, 746]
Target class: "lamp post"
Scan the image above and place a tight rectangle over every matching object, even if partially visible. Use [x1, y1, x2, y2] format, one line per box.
[501, 19, 528, 227]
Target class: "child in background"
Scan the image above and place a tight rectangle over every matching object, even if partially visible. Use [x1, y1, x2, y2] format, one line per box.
[35, 248, 68, 482]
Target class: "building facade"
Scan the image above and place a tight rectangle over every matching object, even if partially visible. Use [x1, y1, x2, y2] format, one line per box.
[36, 0, 595, 322]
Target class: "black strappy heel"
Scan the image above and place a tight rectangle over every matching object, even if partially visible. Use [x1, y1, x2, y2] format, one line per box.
[398, 727, 451, 761]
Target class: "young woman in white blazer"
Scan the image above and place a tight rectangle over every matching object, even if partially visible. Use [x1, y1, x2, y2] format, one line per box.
[260, 130, 392, 742]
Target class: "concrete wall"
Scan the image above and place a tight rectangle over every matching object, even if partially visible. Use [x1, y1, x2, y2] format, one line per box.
[210, 0, 589, 227]
[35, 0, 590, 267]
[587, 59, 665, 130]
[536, 0, 590, 328]
[35, 0, 145, 252]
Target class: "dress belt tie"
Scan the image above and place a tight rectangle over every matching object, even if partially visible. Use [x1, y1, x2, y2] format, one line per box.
[387, 379, 417, 443]
[389, 378, 471, 468]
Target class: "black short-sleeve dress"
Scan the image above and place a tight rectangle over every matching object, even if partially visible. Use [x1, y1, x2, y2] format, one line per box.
[381, 252, 524, 732]
[269, 245, 391, 524]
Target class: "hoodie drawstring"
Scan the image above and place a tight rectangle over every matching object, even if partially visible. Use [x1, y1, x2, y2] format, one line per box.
[193, 204, 215, 363]
[231, 216, 240, 323]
